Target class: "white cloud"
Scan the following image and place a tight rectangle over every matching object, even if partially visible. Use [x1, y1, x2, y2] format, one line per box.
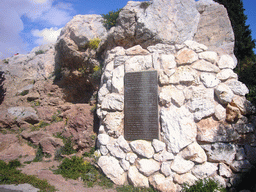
[0, 0, 73, 59]
[32, 27, 62, 45]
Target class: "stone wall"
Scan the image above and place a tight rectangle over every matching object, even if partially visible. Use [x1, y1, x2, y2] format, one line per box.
[96, 41, 256, 191]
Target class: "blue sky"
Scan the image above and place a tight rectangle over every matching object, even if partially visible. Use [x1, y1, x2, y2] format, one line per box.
[0, 0, 256, 59]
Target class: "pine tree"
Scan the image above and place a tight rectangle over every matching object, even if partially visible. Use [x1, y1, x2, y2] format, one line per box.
[214, 0, 256, 72]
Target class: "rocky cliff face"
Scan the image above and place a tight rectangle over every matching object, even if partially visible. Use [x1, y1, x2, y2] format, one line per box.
[0, 0, 255, 191]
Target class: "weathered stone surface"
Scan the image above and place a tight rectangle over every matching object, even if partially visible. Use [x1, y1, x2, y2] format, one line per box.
[226, 104, 241, 123]
[8, 107, 39, 124]
[233, 123, 254, 134]
[152, 139, 166, 153]
[161, 54, 176, 71]
[230, 160, 252, 172]
[244, 145, 256, 164]
[192, 162, 218, 179]
[161, 162, 173, 177]
[201, 143, 236, 165]
[215, 83, 234, 104]
[176, 48, 198, 65]
[149, 173, 176, 192]
[226, 80, 249, 96]
[97, 134, 110, 146]
[117, 135, 131, 153]
[120, 159, 130, 171]
[217, 69, 238, 81]
[188, 86, 215, 121]
[154, 150, 174, 162]
[100, 145, 108, 156]
[111, 65, 124, 94]
[137, 159, 161, 176]
[219, 163, 232, 178]
[194, 2, 234, 54]
[113, 0, 200, 47]
[39, 136, 64, 155]
[130, 140, 155, 158]
[179, 142, 207, 164]
[169, 66, 198, 84]
[214, 104, 226, 121]
[174, 173, 198, 186]
[184, 40, 208, 53]
[124, 55, 152, 73]
[197, 117, 240, 143]
[126, 152, 137, 164]
[125, 45, 149, 55]
[101, 93, 124, 111]
[128, 166, 149, 188]
[98, 156, 126, 185]
[218, 55, 236, 69]
[192, 60, 220, 73]
[106, 143, 126, 159]
[171, 156, 194, 174]
[102, 112, 124, 137]
[161, 105, 197, 154]
[159, 86, 185, 107]
[200, 73, 220, 88]
[198, 51, 218, 64]
[21, 131, 51, 145]
[231, 95, 253, 115]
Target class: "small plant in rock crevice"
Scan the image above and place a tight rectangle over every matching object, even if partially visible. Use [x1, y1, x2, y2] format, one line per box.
[88, 38, 101, 50]
[101, 9, 121, 30]
[35, 50, 45, 55]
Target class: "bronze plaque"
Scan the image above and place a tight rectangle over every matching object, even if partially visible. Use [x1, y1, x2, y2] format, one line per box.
[124, 70, 158, 141]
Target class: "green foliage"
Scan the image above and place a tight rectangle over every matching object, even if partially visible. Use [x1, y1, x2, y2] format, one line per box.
[182, 178, 226, 192]
[35, 50, 45, 55]
[31, 121, 50, 131]
[33, 145, 44, 162]
[54, 156, 113, 188]
[101, 9, 121, 30]
[83, 147, 96, 157]
[51, 113, 63, 123]
[116, 185, 158, 192]
[3, 59, 9, 64]
[19, 90, 29, 96]
[91, 65, 102, 82]
[88, 38, 101, 50]
[0, 160, 56, 192]
[54, 137, 76, 160]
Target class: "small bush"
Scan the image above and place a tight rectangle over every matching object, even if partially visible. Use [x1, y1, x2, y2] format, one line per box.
[19, 90, 29, 96]
[35, 50, 45, 55]
[116, 185, 157, 192]
[101, 9, 121, 30]
[182, 178, 226, 192]
[88, 38, 101, 50]
[51, 113, 63, 123]
[0, 160, 56, 191]
[3, 59, 9, 64]
[33, 145, 44, 162]
[54, 137, 76, 160]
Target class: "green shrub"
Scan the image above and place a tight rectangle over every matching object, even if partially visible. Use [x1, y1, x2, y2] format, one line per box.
[54, 137, 76, 160]
[182, 178, 226, 192]
[0, 160, 56, 191]
[19, 90, 29, 96]
[33, 145, 44, 162]
[116, 185, 157, 192]
[35, 50, 45, 55]
[3, 59, 9, 64]
[101, 9, 121, 30]
[88, 38, 101, 50]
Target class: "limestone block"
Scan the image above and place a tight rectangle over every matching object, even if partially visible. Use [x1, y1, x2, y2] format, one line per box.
[154, 150, 174, 162]
[114, 56, 129, 68]
[124, 55, 152, 73]
[98, 84, 109, 104]
[200, 73, 220, 88]
[97, 134, 110, 145]
[192, 162, 218, 179]
[176, 48, 198, 65]
[98, 156, 126, 185]
[152, 139, 166, 153]
[230, 160, 252, 172]
[117, 135, 131, 153]
[219, 163, 232, 178]
[188, 86, 215, 121]
[160, 105, 197, 154]
[170, 66, 197, 84]
[231, 95, 252, 115]
[184, 40, 208, 53]
[217, 69, 238, 81]
[125, 45, 150, 55]
[101, 93, 124, 111]
[179, 142, 207, 164]
[215, 83, 234, 104]
[171, 156, 194, 174]
[126, 152, 138, 164]
[149, 174, 177, 192]
[161, 54, 176, 71]
[159, 86, 185, 107]
[120, 159, 130, 171]
[226, 104, 241, 123]
[130, 140, 155, 158]
[198, 51, 218, 64]
[105, 46, 126, 64]
[106, 143, 126, 159]
[244, 145, 256, 164]
[103, 112, 124, 137]
[191, 60, 220, 73]
[218, 55, 236, 69]
[226, 80, 249, 96]
[8, 107, 39, 125]
[173, 173, 198, 186]
[161, 162, 173, 177]
[128, 166, 149, 188]
[137, 159, 161, 176]
[147, 44, 176, 54]
[111, 65, 124, 94]
[100, 145, 108, 156]
[201, 143, 236, 165]
[214, 104, 226, 121]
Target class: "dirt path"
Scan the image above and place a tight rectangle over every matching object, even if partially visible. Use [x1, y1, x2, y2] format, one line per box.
[19, 161, 117, 192]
